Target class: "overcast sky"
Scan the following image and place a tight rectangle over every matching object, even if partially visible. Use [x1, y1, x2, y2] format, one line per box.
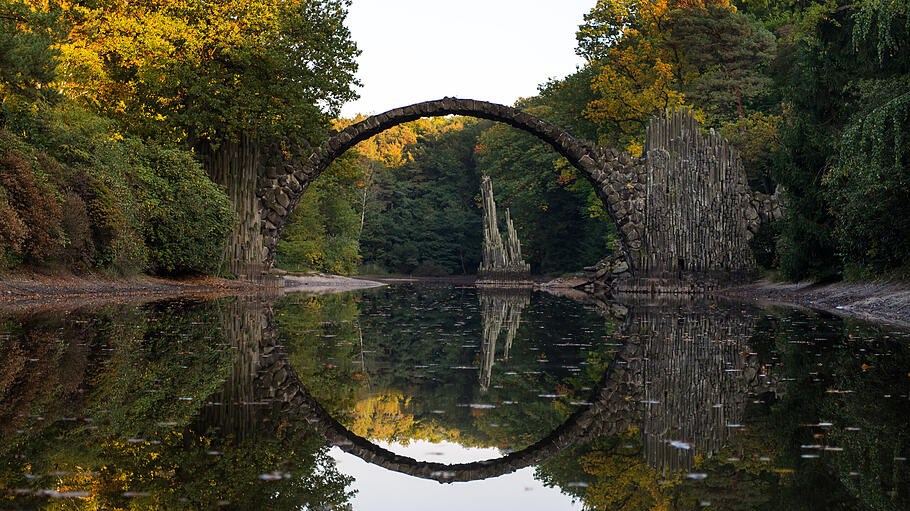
[340, 0, 592, 118]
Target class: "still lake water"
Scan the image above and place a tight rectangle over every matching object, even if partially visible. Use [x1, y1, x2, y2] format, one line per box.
[1, 282, 908, 510]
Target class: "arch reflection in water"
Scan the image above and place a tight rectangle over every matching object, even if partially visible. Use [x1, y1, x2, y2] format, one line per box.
[243, 288, 772, 485]
[3, 288, 908, 509]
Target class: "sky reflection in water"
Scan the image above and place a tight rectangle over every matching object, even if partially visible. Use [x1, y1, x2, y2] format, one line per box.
[331, 440, 583, 511]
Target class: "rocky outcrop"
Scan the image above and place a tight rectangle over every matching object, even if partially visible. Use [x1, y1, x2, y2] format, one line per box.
[478, 175, 531, 283]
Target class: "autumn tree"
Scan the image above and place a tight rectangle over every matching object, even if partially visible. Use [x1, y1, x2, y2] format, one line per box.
[577, 0, 690, 149]
[576, 0, 775, 149]
[0, 1, 237, 275]
[56, 0, 360, 277]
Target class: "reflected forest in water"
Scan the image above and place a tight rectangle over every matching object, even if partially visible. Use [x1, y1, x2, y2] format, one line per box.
[1, 284, 909, 510]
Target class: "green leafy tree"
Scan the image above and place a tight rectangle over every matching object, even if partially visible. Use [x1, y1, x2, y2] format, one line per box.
[670, 4, 777, 122]
[357, 117, 484, 275]
[770, 0, 910, 279]
[0, 0, 62, 102]
[1, 1, 236, 275]
[822, 0, 910, 276]
[476, 99, 617, 274]
[278, 152, 363, 274]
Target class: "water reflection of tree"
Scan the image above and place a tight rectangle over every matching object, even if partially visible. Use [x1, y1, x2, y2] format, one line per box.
[258, 293, 909, 511]
[0, 301, 354, 510]
[7, 292, 904, 509]
[276, 285, 620, 452]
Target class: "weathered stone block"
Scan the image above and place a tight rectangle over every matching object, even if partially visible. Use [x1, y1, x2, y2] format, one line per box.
[745, 205, 759, 221]
[286, 176, 301, 193]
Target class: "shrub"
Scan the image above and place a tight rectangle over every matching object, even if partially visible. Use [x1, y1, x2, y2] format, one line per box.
[60, 192, 95, 268]
[0, 147, 62, 261]
[1, 104, 234, 276]
[135, 144, 235, 274]
[0, 194, 26, 267]
[412, 261, 450, 277]
[81, 172, 146, 273]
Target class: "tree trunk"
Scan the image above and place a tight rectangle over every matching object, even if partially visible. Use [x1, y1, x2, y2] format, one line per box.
[359, 160, 376, 236]
[198, 135, 266, 281]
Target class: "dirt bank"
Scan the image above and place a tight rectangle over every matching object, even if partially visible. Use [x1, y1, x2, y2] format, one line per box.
[0, 271, 392, 312]
[722, 280, 910, 328]
[0, 271, 275, 312]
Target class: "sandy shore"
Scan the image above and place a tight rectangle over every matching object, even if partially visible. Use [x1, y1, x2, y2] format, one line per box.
[283, 274, 387, 294]
[722, 280, 910, 329]
[0, 271, 389, 308]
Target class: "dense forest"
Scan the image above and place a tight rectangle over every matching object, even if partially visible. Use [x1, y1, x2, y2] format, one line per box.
[2, 0, 909, 280]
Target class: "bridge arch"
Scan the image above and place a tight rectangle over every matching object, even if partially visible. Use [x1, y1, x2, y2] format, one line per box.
[258, 98, 644, 275]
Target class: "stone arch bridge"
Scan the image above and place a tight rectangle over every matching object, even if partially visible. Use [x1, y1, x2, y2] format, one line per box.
[249, 98, 781, 292]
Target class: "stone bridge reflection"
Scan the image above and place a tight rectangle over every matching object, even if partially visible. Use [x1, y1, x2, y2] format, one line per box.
[204, 293, 775, 483]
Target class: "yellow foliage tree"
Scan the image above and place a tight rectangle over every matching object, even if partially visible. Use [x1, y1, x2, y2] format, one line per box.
[576, 0, 734, 148]
[349, 391, 464, 445]
[584, 432, 679, 511]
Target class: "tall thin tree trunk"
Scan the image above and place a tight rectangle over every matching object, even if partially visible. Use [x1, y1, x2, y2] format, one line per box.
[359, 160, 376, 236]
[735, 87, 745, 118]
[198, 134, 265, 280]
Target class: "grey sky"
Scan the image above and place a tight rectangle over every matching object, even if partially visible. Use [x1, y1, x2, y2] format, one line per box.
[340, 0, 592, 117]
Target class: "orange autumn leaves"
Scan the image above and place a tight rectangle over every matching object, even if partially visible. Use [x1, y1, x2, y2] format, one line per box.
[578, 0, 734, 146]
